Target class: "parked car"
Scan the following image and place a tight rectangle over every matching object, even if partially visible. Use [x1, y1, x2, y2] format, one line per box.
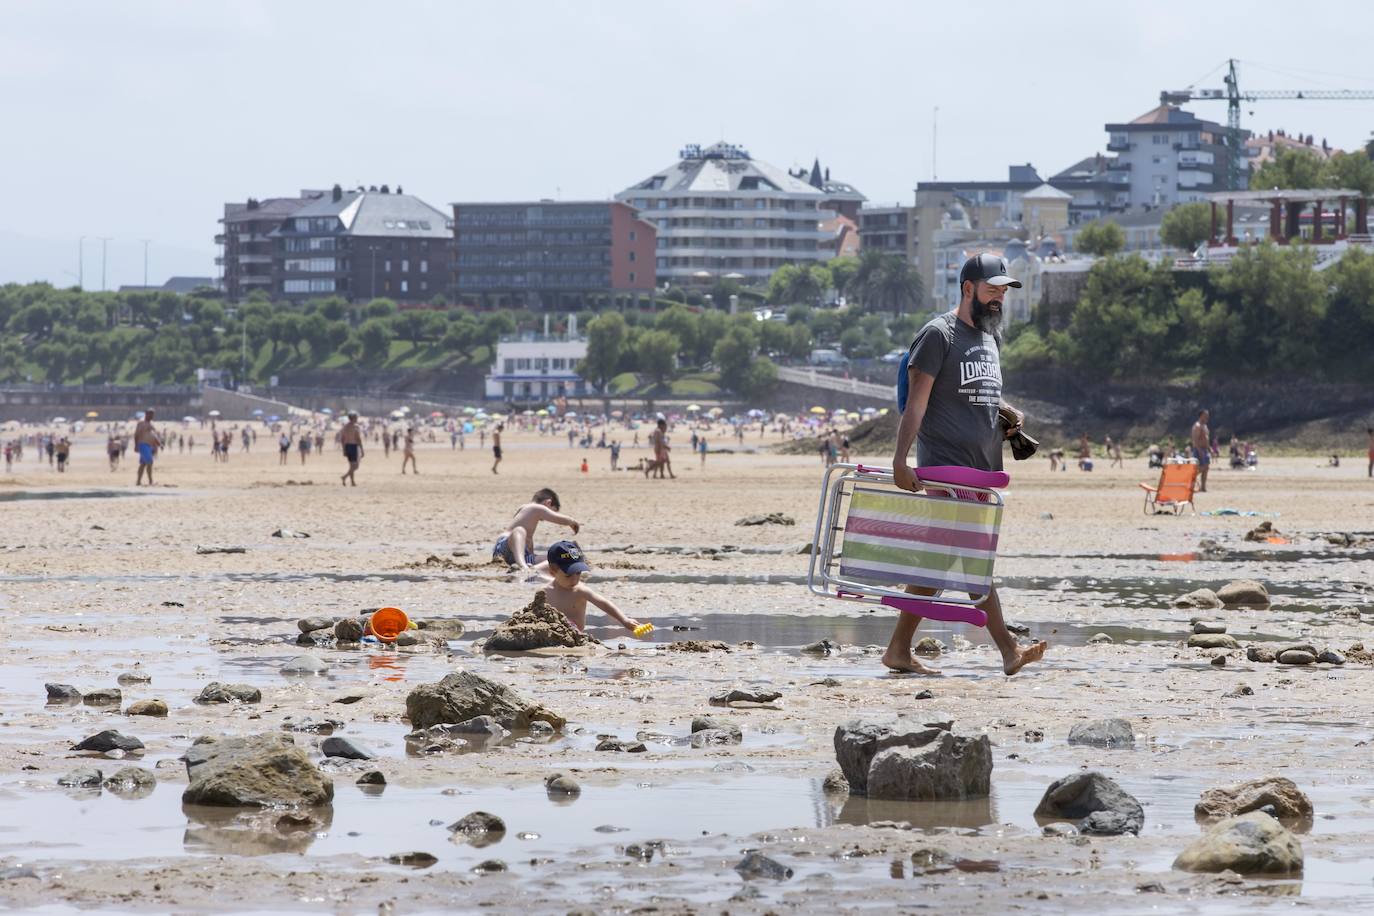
[879, 348, 906, 364]
[808, 348, 849, 367]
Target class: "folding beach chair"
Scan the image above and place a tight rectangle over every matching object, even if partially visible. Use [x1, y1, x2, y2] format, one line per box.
[807, 463, 1009, 626]
[1139, 458, 1199, 515]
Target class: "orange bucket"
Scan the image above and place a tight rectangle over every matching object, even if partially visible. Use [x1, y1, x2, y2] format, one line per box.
[367, 606, 410, 641]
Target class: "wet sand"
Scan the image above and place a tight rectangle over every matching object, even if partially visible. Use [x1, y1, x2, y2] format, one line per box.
[1, 430, 1373, 913]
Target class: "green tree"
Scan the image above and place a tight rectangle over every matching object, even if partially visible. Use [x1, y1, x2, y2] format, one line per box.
[693, 309, 729, 364]
[827, 256, 860, 300]
[1058, 255, 1198, 378]
[1324, 247, 1374, 375]
[1250, 146, 1325, 190]
[1321, 150, 1374, 196]
[1075, 221, 1126, 257]
[358, 317, 394, 363]
[1160, 202, 1213, 252]
[999, 325, 1055, 371]
[365, 298, 398, 319]
[579, 312, 627, 391]
[636, 329, 680, 387]
[478, 311, 517, 351]
[421, 310, 447, 343]
[653, 304, 698, 358]
[1212, 241, 1326, 370]
[742, 356, 778, 399]
[300, 312, 331, 358]
[853, 250, 923, 313]
[712, 327, 755, 393]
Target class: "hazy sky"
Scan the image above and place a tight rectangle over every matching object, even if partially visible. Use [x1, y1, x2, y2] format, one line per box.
[3, 0, 1374, 287]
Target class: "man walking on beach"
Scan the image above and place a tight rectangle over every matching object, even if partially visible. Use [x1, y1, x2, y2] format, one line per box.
[888, 253, 1048, 677]
[134, 409, 161, 487]
[1191, 410, 1211, 492]
[491, 423, 503, 474]
[340, 412, 364, 486]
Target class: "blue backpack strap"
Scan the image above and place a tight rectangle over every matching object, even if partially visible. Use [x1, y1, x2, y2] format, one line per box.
[896, 349, 911, 413]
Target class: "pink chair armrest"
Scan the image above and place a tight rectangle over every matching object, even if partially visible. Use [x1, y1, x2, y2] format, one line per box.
[916, 465, 1009, 490]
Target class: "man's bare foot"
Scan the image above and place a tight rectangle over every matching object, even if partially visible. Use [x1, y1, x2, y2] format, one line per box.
[881, 650, 942, 675]
[1003, 640, 1048, 675]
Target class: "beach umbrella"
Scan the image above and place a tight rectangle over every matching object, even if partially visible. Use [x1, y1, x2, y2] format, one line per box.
[268, 415, 281, 422]
[462, 406, 476, 414]
[878, 408, 890, 416]
[862, 406, 878, 415]
[52, 416, 68, 423]
[847, 412, 860, 421]
[523, 409, 536, 416]
[708, 407, 724, 417]
[182, 415, 197, 423]
[320, 407, 334, 415]
[85, 410, 99, 418]
[207, 410, 221, 418]
[746, 408, 765, 418]
[686, 404, 701, 413]
[610, 410, 623, 419]
[808, 406, 826, 415]
[430, 411, 445, 418]
[565, 411, 578, 418]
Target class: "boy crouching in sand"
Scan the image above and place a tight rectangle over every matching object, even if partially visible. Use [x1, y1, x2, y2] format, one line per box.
[494, 488, 580, 572]
[542, 540, 642, 635]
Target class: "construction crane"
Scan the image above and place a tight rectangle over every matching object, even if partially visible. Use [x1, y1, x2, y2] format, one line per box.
[1161, 58, 1374, 191]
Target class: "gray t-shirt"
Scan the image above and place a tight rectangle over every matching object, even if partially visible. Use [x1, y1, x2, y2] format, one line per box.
[905, 311, 1004, 471]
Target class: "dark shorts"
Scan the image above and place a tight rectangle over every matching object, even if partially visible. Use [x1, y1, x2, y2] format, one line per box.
[493, 445, 502, 460]
[343, 443, 360, 463]
[493, 534, 535, 567]
[1191, 447, 1210, 466]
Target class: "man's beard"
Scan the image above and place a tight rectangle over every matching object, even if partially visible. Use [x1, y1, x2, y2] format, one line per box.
[971, 293, 1003, 337]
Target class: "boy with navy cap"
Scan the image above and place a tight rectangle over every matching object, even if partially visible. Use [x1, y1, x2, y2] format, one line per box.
[541, 540, 643, 634]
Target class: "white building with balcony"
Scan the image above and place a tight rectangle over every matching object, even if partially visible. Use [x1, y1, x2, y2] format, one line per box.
[617, 142, 836, 286]
[1104, 105, 1242, 208]
[485, 332, 589, 403]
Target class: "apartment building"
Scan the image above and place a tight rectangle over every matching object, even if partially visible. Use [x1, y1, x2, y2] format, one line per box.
[451, 201, 656, 310]
[218, 191, 323, 300]
[617, 142, 838, 286]
[268, 186, 452, 304]
[858, 206, 918, 264]
[1105, 105, 1244, 207]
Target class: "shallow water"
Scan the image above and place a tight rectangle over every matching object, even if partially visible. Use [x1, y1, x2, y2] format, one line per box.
[0, 489, 162, 503]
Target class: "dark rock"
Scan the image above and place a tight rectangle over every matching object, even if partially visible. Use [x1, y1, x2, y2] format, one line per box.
[282, 717, 342, 735]
[595, 739, 646, 753]
[1189, 634, 1239, 650]
[115, 671, 152, 686]
[82, 688, 122, 707]
[709, 688, 781, 706]
[484, 590, 590, 653]
[690, 716, 740, 737]
[1006, 623, 1031, 636]
[72, 730, 144, 753]
[1277, 649, 1316, 666]
[865, 731, 993, 801]
[1317, 649, 1345, 665]
[333, 618, 364, 642]
[835, 720, 972, 797]
[388, 851, 436, 868]
[1174, 588, 1223, 610]
[1224, 684, 1255, 698]
[666, 639, 732, 653]
[1087, 633, 1113, 645]
[914, 689, 935, 700]
[822, 768, 849, 794]
[1217, 580, 1270, 609]
[472, 859, 506, 874]
[1196, 776, 1313, 826]
[1067, 718, 1135, 749]
[449, 811, 506, 846]
[405, 671, 565, 731]
[1042, 822, 1078, 837]
[1035, 771, 1144, 836]
[1246, 646, 1276, 663]
[319, 737, 377, 760]
[45, 683, 82, 701]
[801, 639, 839, 656]
[58, 767, 103, 787]
[103, 766, 157, 796]
[296, 616, 335, 634]
[125, 698, 168, 717]
[690, 728, 743, 748]
[734, 513, 795, 527]
[1173, 811, 1303, 875]
[735, 850, 792, 880]
[1211, 654, 1227, 667]
[195, 682, 261, 704]
[1192, 621, 1227, 635]
[182, 734, 334, 807]
[913, 637, 944, 656]
[332, 693, 367, 705]
[544, 773, 581, 796]
[356, 770, 386, 786]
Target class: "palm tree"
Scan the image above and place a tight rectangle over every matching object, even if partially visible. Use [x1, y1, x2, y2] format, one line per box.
[854, 251, 923, 314]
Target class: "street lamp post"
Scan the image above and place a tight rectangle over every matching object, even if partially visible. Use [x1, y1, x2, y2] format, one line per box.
[140, 239, 151, 288]
[77, 236, 86, 290]
[98, 237, 112, 291]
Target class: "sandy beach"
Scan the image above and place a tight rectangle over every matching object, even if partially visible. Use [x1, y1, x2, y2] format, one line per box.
[1, 424, 1372, 913]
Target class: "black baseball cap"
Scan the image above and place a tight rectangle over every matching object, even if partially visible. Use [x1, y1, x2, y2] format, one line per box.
[959, 253, 1022, 289]
[547, 540, 591, 575]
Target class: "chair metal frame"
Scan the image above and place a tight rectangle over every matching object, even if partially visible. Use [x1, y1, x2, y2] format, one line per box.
[807, 463, 1006, 627]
